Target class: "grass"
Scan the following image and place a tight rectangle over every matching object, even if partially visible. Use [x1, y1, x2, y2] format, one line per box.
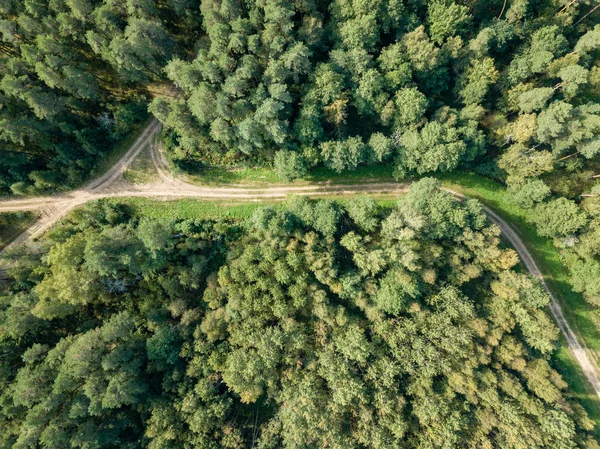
[122, 134, 160, 185]
[554, 342, 600, 434]
[305, 165, 395, 183]
[0, 212, 36, 251]
[104, 197, 280, 220]
[184, 164, 395, 186]
[185, 166, 281, 185]
[100, 194, 400, 221]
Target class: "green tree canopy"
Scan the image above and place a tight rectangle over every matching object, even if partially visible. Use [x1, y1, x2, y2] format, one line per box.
[1, 186, 596, 448]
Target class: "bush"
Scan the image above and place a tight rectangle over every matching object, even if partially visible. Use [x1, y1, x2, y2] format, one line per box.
[274, 150, 307, 182]
[368, 132, 394, 163]
[509, 179, 551, 208]
[531, 198, 588, 237]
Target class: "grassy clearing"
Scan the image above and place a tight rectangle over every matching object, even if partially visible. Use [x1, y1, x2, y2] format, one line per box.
[123, 134, 160, 185]
[184, 164, 396, 186]
[0, 212, 36, 251]
[305, 165, 395, 183]
[101, 194, 400, 221]
[185, 166, 280, 185]
[106, 197, 279, 220]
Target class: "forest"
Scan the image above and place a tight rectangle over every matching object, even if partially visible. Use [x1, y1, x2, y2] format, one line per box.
[2, 0, 600, 447]
[1, 180, 599, 448]
[4, 0, 599, 354]
[0, 0, 200, 193]
[150, 0, 600, 187]
[2, 1, 599, 194]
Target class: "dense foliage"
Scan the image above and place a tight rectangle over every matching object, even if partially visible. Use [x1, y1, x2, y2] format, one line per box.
[149, 0, 600, 349]
[0, 0, 200, 193]
[152, 0, 599, 181]
[1, 180, 598, 448]
[2, 3, 600, 445]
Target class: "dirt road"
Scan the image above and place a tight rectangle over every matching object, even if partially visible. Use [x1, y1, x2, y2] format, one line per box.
[1, 115, 599, 401]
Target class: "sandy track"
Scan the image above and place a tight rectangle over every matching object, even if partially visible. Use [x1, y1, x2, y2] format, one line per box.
[1, 116, 599, 401]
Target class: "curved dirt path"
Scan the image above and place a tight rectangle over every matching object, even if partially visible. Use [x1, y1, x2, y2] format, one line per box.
[1, 116, 599, 401]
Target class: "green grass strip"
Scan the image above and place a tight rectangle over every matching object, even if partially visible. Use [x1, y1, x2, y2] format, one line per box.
[184, 164, 395, 186]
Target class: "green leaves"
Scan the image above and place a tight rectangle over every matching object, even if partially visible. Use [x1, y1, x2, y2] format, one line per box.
[393, 87, 428, 128]
[427, 1, 471, 45]
[1, 194, 594, 448]
[4, 1, 600, 446]
[320, 136, 368, 173]
[518, 87, 554, 113]
[509, 179, 551, 208]
[498, 143, 554, 183]
[345, 196, 380, 232]
[570, 258, 600, 306]
[534, 102, 600, 158]
[398, 120, 466, 174]
[0, 0, 166, 193]
[458, 57, 499, 106]
[531, 198, 588, 238]
[274, 149, 307, 182]
[508, 26, 568, 84]
[397, 178, 483, 239]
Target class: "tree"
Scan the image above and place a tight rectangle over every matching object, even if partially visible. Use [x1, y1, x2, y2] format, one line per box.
[518, 88, 554, 113]
[558, 65, 589, 99]
[395, 177, 486, 240]
[570, 259, 600, 306]
[397, 114, 473, 175]
[427, 1, 471, 45]
[509, 179, 551, 208]
[274, 150, 306, 181]
[0, 0, 171, 193]
[574, 24, 600, 55]
[320, 136, 368, 172]
[458, 57, 499, 106]
[497, 143, 554, 185]
[508, 26, 568, 84]
[392, 87, 428, 129]
[368, 132, 394, 162]
[345, 196, 379, 232]
[531, 198, 588, 237]
[1, 194, 595, 448]
[536, 102, 600, 158]
[378, 43, 412, 90]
